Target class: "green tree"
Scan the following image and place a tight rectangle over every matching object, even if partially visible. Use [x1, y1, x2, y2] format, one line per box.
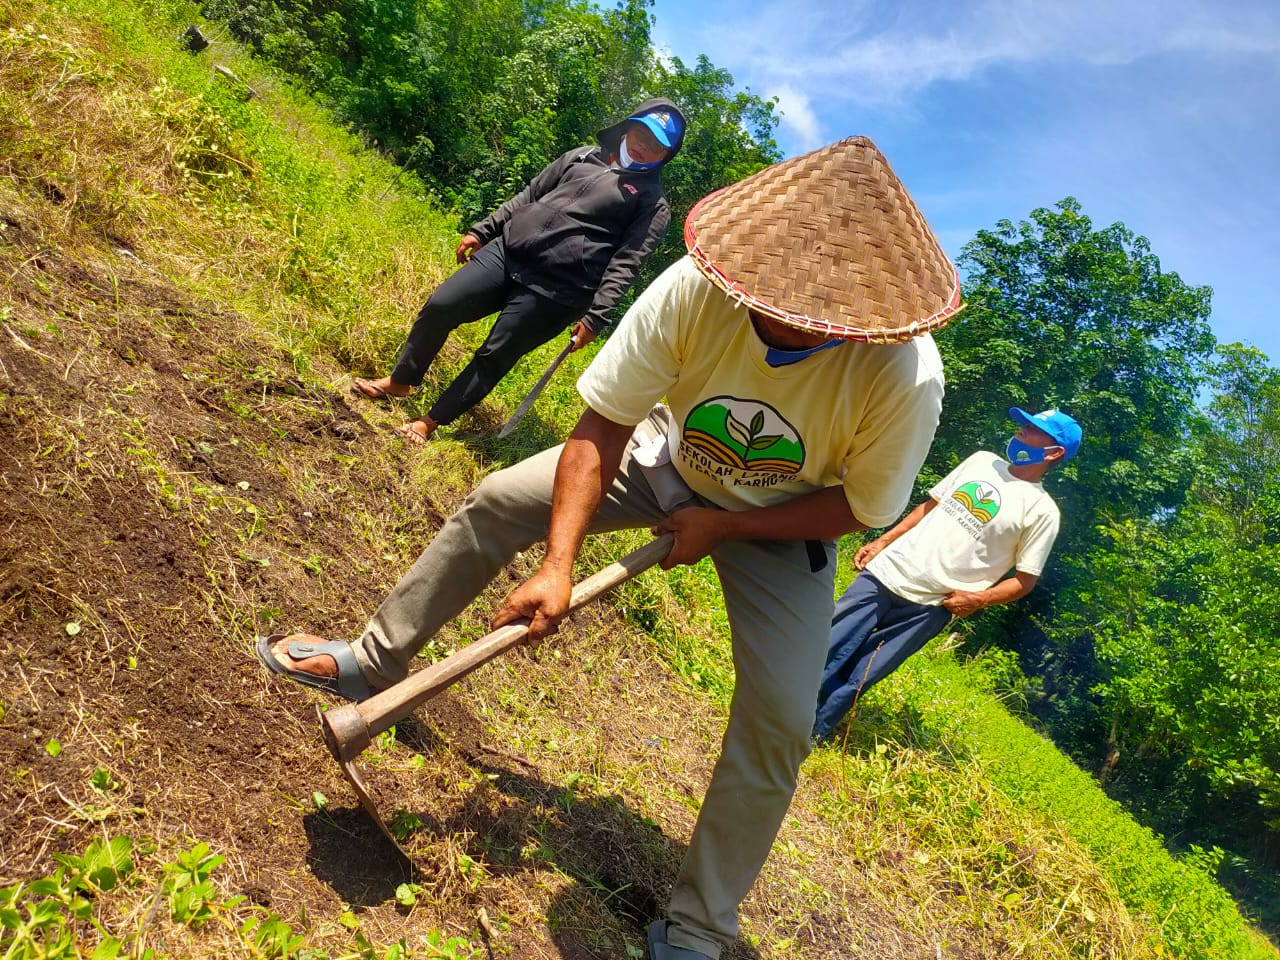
[1089, 343, 1280, 818]
[1088, 520, 1280, 822]
[1192, 342, 1280, 528]
[451, 0, 656, 223]
[1029, 342, 1280, 927]
[933, 199, 1215, 542]
[197, 0, 779, 290]
[928, 199, 1218, 795]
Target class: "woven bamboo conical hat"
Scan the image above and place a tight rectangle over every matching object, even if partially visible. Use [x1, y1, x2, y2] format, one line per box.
[683, 137, 963, 342]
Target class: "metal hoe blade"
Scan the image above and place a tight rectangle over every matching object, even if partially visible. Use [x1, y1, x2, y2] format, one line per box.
[316, 705, 412, 861]
[497, 339, 574, 438]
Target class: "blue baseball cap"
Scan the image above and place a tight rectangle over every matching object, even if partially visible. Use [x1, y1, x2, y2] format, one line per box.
[1009, 407, 1082, 460]
[629, 108, 683, 149]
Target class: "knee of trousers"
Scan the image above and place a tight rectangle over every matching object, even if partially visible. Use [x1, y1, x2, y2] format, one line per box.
[461, 468, 550, 546]
[470, 337, 527, 365]
[412, 295, 452, 326]
[737, 661, 825, 743]
[729, 692, 818, 768]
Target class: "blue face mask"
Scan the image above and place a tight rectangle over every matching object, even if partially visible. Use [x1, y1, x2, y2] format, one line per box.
[1006, 436, 1049, 466]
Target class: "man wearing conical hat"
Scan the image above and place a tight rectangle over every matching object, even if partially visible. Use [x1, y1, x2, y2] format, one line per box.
[260, 138, 962, 959]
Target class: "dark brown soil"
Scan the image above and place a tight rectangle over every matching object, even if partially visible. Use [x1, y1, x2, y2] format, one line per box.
[0, 198, 897, 958]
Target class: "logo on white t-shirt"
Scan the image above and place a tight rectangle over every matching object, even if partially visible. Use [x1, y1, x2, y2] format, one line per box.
[679, 396, 805, 488]
[951, 480, 1001, 523]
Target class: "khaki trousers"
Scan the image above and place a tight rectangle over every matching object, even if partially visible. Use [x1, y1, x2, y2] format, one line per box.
[353, 408, 836, 958]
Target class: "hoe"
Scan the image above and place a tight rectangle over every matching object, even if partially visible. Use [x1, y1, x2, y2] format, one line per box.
[316, 534, 674, 856]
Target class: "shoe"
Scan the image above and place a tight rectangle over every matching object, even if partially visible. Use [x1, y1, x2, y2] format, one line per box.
[647, 920, 713, 959]
[255, 634, 374, 702]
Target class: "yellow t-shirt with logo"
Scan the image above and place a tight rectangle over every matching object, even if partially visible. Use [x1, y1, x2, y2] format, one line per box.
[577, 256, 945, 528]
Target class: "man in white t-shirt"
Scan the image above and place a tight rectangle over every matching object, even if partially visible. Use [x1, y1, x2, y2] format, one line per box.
[811, 407, 1082, 743]
[258, 139, 964, 960]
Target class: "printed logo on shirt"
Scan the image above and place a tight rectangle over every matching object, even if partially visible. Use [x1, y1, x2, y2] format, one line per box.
[679, 396, 805, 487]
[937, 479, 1002, 541]
[622, 183, 638, 195]
[951, 481, 1001, 523]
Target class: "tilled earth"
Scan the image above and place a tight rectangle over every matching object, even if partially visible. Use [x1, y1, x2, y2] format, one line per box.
[0, 198, 926, 958]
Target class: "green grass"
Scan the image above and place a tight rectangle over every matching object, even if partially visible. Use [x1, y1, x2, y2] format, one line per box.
[1, 836, 482, 959]
[829, 640, 1277, 959]
[32, 0, 457, 378]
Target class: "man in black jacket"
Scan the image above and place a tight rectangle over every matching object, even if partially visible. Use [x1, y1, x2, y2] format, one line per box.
[352, 98, 686, 443]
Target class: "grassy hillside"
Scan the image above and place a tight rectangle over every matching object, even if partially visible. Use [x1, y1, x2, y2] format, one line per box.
[0, 1, 1274, 958]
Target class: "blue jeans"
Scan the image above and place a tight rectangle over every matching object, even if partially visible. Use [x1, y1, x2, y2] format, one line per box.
[811, 572, 952, 741]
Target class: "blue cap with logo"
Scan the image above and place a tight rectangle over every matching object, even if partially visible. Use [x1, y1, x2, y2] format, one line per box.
[629, 108, 683, 149]
[1009, 407, 1082, 460]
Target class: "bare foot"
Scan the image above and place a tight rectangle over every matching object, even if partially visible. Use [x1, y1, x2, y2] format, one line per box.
[352, 376, 411, 401]
[269, 633, 337, 678]
[395, 417, 437, 445]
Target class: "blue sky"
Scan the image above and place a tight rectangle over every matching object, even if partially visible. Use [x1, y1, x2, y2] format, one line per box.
[648, 0, 1280, 364]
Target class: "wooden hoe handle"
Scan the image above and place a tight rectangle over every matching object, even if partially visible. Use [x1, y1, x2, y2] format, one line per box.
[320, 534, 674, 764]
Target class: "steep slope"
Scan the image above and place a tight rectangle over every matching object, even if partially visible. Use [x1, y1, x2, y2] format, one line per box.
[0, 3, 1269, 959]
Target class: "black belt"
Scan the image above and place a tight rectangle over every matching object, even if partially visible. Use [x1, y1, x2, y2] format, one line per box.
[805, 539, 828, 573]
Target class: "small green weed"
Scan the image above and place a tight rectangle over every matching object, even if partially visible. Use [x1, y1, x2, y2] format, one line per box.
[162, 842, 234, 925]
[0, 837, 134, 960]
[421, 930, 483, 959]
[388, 809, 423, 842]
[454, 853, 485, 893]
[239, 913, 304, 959]
[0, 836, 481, 958]
[394, 883, 422, 908]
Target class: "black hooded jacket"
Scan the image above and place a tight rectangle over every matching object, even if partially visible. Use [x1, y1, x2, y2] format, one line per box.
[468, 98, 686, 333]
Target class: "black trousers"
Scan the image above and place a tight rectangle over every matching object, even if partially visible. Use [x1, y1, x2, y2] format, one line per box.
[390, 238, 589, 426]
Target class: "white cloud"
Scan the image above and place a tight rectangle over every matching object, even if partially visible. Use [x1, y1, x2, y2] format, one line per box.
[678, 0, 1280, 109]
[650, 0, 1280, 359]
[768, 84, 823, 151]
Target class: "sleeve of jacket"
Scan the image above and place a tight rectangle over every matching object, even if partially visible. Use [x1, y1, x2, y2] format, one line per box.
[467, 149, 581, 245]
[583, 197, 670, 333]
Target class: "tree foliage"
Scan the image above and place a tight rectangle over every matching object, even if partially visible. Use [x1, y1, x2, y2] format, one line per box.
[198, 0, 779, 280]
[1192, 343, 1280, 528]
[1084, 344, 1280, 850]
[933, 198, 1215, 549]
[1088, 519, 1280, 826]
